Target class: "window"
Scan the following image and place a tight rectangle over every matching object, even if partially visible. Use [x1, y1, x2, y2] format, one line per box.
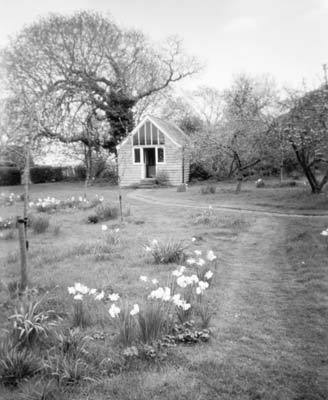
[146, 121, 151, 145]
[157, 148, 164, 163]
[152, 126, 158, 144]
[139, 126, 145, 145]
[134, 148, 141, 163]
[133, 133, 139, 146]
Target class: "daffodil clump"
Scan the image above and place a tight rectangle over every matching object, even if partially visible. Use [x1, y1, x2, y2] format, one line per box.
[66, 245, 216, 347]
[0, 192, 22, 206]
[30, 195, 104, 213]
[0, 216, 15, 231]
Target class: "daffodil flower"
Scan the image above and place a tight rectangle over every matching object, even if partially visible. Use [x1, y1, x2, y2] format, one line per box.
[67, 286, 76, 295]
[101, 224, 108, 231]
[206, 250, 217, 261]
[130, 304, 140, 316]
[73, 294, 83, 301]
[108, 293, 120, 301]
[194, 250, 202, 256]
[95, 291, 105, 301]
[204, 270, 213, 280]
[140, 275, 148, 282]
[109, 304, 121, 318]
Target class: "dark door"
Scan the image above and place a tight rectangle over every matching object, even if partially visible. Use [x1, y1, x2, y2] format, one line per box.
[144, 148, 156, 178]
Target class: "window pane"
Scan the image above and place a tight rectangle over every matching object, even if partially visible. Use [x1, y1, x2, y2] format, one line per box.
[139, 126, 145, 145]
[159, 131, 165, 144]
[146, 121, 151, 145]
[152, 126, 158, 144]
[134, 148, 140, 163]
[133, 133, 139, 146]
[158, 148, 164, 163]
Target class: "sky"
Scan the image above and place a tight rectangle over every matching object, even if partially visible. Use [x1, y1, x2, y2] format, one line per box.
[0, 0, 327, 91]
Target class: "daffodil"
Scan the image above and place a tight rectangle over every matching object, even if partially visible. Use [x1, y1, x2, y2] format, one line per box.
[130, 304, 140, 316]
[74, 282, 89, 294]
[204, 270, 213, 280]
[320, 229, 328, 236]
[197, 258, 206, 266]
[206, 250, 217, 261]
[186, 258, 196, 265]
[101, 224, 108, 231]
[108, 293, 120, 301]
[67, 286, 76, 295]
[73, 294, 83, 301]
[109, 304, 121, 318]
[151, 279, 159, 285]
[194, 250, 202, 256]
[140, 275, 148, 282]
[95, 291, 105, 301]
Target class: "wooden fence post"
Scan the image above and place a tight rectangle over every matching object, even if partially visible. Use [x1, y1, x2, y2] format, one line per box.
[17, 218, 28, 291]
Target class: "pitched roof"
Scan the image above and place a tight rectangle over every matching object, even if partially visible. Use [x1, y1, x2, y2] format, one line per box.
[147, 115, 190, 147]
[117, 115, 190, 150]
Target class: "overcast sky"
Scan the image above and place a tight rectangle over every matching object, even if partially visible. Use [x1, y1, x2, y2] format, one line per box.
[0, 0, 327, 90]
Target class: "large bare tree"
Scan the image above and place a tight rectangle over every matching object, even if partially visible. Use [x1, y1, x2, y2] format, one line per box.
[1, 11, 200, 154]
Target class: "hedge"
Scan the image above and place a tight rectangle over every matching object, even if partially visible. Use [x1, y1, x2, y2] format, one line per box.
[30, 166, 64, 184]
[0, 167, 21, 186]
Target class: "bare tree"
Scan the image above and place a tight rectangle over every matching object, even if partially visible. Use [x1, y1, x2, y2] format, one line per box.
[1, 11, 200, 154]
[277, 85, 328, 193]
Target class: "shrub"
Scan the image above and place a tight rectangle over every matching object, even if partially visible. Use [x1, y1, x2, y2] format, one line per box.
[189, 161, 212, 181]
[30, 215, 50, 234]
[30, 166, 63, 184]
[0, 166, 21, 186]
[97, 164, 118, 184]
[88, 203, 119, 223]
[74, 164, 86, 181]
[200, 185, 216, 194]
[0, 339, 41, 386]
[144, 239, 186, 264]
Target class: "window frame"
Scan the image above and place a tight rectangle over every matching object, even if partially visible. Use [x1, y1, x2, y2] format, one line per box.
[133, 147, 142, 164]
[157, 147, 165, 163]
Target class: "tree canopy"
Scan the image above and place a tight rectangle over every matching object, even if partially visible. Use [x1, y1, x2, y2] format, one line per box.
[1, 11, 200, 154]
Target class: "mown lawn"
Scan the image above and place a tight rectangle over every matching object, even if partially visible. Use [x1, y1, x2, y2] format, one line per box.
[145, 179, 328, 212]
[0, 182, 327, 400]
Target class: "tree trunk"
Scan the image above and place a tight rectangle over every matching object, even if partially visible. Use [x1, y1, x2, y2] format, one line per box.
[23, 135, 30, 219]
[84, 145, 92, 198]
[235, 171, 243, 193]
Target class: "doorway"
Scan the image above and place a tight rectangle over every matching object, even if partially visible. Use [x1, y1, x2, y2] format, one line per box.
[144, 148, 156, 178]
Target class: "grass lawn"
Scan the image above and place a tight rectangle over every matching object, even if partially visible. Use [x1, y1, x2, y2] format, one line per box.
[143, 179, 328, 212]
[0, 182, 327, 399]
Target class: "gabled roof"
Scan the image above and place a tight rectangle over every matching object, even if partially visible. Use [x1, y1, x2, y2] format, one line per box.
[148, 116, 190, 147]
[117, 115, 190, 149]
